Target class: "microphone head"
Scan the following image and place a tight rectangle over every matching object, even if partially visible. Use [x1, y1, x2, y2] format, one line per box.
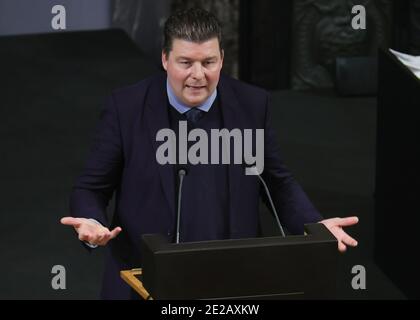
[178, 168, 188, 176]
[243, 163, 259, 176]
[248, 166, 259, 175]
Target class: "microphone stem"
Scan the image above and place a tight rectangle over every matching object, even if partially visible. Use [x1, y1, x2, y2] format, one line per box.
[176, 173, 185, 243]
[256, 174, 286, 237]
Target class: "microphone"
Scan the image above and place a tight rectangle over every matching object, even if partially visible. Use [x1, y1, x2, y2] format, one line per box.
[247, 166, 286, 237]
[176, 168, 188, 243]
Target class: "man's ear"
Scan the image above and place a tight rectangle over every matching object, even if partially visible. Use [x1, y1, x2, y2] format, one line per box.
[220, 49, 224, 67]
[162, 51, 168, 71]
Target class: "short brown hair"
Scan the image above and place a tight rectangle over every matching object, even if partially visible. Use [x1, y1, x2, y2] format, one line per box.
[163, 8, 223, 56]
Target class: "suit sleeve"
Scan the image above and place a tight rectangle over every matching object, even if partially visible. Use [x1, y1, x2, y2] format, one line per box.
[69, 94, 123, 227]
[261, 93, 323, 234]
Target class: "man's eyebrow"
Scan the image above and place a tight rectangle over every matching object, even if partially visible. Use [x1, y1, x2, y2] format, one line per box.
[176, 56, 218, 61]
[203, 56, 218, 61]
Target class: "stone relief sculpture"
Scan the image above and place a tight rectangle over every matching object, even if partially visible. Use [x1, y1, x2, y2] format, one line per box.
[112, 0, 171, 66]
[292, 0, 391, 90]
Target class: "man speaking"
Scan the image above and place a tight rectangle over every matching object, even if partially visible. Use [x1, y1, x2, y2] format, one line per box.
[61, 8, 358, 299]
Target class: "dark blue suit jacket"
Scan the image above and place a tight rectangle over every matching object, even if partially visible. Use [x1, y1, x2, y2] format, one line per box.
[70, 72, 322, 299]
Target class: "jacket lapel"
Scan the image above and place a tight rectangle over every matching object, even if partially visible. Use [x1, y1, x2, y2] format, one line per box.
[218, 76, 249, 238]
[144, 74, 176, 220]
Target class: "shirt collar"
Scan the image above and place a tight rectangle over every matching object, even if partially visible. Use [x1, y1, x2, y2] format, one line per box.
[166, 78, 217, 114]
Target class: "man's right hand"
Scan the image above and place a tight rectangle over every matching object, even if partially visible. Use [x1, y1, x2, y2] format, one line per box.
[60, 217, 122, 247]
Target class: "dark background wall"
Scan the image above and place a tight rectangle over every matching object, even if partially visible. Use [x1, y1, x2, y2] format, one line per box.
[1, 0, 417, 91]
[0, 0, 111, 35]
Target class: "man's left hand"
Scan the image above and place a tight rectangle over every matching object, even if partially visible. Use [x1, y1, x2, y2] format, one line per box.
[320, 216, 359, 252]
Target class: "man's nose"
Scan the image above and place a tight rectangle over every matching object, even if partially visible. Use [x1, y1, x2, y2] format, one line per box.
[191, 63, 204, 80]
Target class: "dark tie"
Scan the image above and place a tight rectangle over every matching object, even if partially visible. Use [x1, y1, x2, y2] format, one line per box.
[184, 108, 204, 125]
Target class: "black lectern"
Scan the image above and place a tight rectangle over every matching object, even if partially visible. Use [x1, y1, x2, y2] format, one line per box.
[375, 47, 420, 299]
[140, 223, 337, 299]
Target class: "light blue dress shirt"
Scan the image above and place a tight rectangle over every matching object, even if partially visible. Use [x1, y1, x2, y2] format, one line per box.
[166, 78, 217, 114]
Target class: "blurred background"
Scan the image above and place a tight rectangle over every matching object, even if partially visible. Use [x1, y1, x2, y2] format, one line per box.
[0, 0, 419, 299]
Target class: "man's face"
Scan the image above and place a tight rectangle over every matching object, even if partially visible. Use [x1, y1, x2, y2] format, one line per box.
[162, 38, 224, 107]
